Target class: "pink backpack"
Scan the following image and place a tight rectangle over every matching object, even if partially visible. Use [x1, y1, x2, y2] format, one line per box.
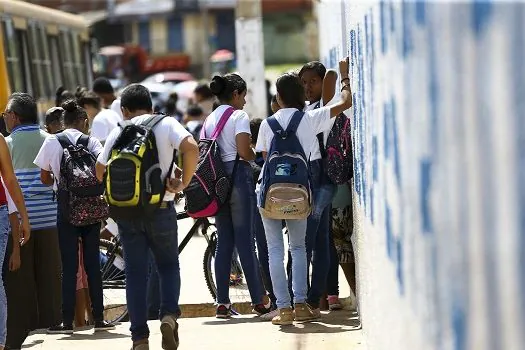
[183, 107, 235, 218]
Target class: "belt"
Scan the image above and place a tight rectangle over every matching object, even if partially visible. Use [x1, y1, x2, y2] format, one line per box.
[160, 201, 174, 209]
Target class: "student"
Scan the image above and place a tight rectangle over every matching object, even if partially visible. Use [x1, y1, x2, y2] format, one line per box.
[55, 86, 75, 108]
[165, 93, 183, 122]
[96, 84, 199, 350]
[206, 74, 272, 318]
[297, 61, 340, 315]
[34, 100, 114, 334]
[0, 134, 31, 350]
[45, 107, 65, 134]
[77, 91, 121, 143]
[183, 104, 205, 141]
[270, 95, 280, 114]
[255, 57, 352, 325]
[92, 77, 123, 119]
[3, 93, 62, 348]
[194, 83, 216, 116]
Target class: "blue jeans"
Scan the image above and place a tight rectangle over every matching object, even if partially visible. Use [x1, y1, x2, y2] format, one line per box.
[147, 250, 160, 320]
[215, 161, 264, 305]
[253, 205, 276, 306]
[262, 216, 307, 309]
[57, 218, 104, 324]
[0, 206, 9, 347]
[117, 202, 180, 342]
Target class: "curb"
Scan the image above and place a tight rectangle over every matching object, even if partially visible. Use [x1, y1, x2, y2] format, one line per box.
[105, 296, 356, 320]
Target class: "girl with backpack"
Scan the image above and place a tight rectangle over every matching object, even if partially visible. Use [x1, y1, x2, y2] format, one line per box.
[204, 74, 272, 318]
[34, 100, 114, 334]
[255, 57, 352, 325]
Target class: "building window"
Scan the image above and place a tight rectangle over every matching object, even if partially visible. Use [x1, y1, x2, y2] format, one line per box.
[167, 16, 183, 52]
[138, 21, 150, 53]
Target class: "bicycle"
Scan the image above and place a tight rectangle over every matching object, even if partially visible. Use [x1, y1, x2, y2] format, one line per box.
[100, 205, 251, 322]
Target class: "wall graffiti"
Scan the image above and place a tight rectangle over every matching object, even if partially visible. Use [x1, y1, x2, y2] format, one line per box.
[317, 1, 524, 350]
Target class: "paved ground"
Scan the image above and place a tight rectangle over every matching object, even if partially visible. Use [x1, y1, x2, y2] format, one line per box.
[23, 310, 364, 350]
[104, 208, 353, 308]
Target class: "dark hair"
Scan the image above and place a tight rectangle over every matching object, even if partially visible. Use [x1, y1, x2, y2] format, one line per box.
[7, 92, 38, 124]
[169, 92, 179, 102]
[298, 61, 327, 80]
[186, 104, 203, 117]
[45, 107, 64, 126]
[212, 100, 220, 111]
[120, 84, 152, 113]
[77, 91, 101, 110]
[55, 86, 74, 107]
[271, 95, 278, 104]
[275, 73, 305, 110]
[61, 99, 87, 126]
[250, 118, 263, 145]
[92, 77, 114, 94]
[165, 98, 177, 115]
[210, 74, 247, 103]
[194, 84, 214, 100]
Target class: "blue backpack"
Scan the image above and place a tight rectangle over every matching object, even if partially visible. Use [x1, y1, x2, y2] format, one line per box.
[258, 111, 312, 220]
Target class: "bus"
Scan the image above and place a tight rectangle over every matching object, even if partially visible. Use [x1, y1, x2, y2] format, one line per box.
[0, 0, 92, 117]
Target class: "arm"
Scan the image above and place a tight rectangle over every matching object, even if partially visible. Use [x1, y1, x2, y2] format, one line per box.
[0, 136, 30, 243]
[40, 169, 54, 186]
[322, 70, 338, 106]
[328, 57, 353, 118]
[8, 212, 21, 271]
[179, 136, 199, 188]
[166, 136, 199, 193]
[96, 162, 106, 183]
[236, 133, 255, 161]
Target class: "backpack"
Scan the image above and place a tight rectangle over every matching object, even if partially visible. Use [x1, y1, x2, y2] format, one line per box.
[258, 111, 312, 220]
[104, 114, 174, 219]
[317, 113, 353, 185]
[184, 107, 237, 218]
[56, 133, 108, 226]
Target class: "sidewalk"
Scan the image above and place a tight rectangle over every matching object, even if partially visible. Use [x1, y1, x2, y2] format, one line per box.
[23, 310, 364, 350]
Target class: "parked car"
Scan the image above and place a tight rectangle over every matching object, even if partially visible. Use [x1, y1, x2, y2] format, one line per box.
[141, 71, 195, 86]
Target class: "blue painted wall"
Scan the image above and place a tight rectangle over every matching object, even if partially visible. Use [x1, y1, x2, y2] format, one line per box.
[317, 2, 525, 349]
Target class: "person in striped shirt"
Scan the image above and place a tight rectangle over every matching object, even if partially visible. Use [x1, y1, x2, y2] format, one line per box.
[2, 93, 62, 349]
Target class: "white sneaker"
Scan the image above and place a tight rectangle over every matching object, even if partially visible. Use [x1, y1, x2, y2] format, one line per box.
[260, 308, 279, 321]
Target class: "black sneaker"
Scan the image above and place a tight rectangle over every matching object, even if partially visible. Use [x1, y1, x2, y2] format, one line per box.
[253, 295, 273, 316]
[94, 320, 116, 332]
[215, 305, 232, 319]
[47, 323, 74, 334]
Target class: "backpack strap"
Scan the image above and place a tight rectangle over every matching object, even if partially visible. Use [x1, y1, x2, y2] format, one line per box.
[316, 133, 327, 159]
[266, 116, 286, 138]
[142, 114, 166, 129]
[56, 132, 73, 149]
[285, 110, 304, 134]
[76, 134, 89, 147]
[209, 107, 235, 140]
[118, 120, 133, 129]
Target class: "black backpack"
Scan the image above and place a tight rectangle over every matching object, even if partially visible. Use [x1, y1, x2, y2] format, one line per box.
[56, 133, 108, 226]
[104, 114, 174, 219]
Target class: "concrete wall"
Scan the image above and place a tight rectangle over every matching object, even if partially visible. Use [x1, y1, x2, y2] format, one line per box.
[317, 1, 524, 350]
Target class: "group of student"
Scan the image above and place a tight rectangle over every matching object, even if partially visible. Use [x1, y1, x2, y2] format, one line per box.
[0, 55, 354, 350]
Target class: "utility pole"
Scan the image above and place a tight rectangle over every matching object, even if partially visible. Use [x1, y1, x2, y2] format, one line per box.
[235, 0, 267, 118]
[201, 0, 210, 80]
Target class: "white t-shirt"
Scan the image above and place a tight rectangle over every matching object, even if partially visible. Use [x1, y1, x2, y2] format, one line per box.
[304, 98, 336, 145]
[34, 129, 104, 190]
[2, 180, 17, 214]
[90, 109, 122, 143]
[110, 99, 123, 119]
[202, 105, 251, 162]
[97, 114, 192, 202]
[256, 107, 332, 161]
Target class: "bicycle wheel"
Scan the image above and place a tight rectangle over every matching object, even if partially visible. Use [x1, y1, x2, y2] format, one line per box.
[99, 239, 128, 323]
[203, 232, 252, 304]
